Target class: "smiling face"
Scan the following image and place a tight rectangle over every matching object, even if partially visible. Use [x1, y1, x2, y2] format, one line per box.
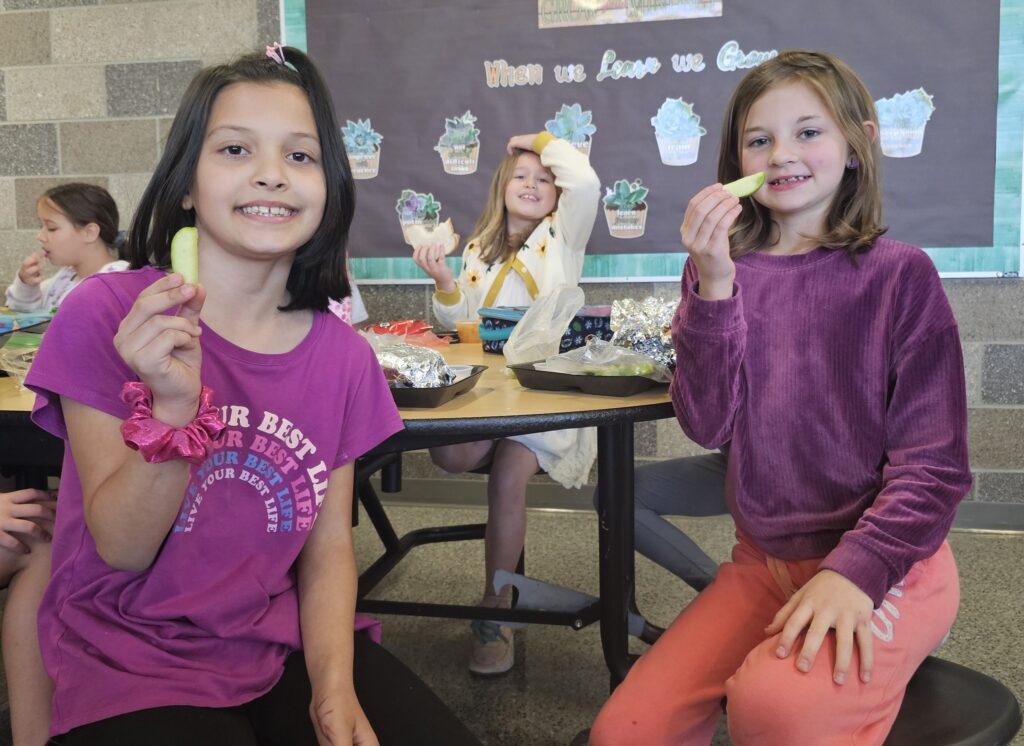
[183, 81, 326, 265]
[741, 81, 853, 236]
[503, 151, 557, 232]
[35, 198, 95, 268]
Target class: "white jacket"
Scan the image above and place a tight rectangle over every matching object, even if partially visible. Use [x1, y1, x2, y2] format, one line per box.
[431, 134, 601, 329]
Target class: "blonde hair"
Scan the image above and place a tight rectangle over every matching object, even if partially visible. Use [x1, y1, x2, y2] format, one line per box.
[471, 151, 560, 265]
[718, 49, 886, 258]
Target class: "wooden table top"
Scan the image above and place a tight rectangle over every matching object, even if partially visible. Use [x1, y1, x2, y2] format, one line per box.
[0, 344, 673, 422]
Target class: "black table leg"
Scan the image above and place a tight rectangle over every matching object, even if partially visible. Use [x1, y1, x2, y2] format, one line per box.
[596, 420, 635, 689]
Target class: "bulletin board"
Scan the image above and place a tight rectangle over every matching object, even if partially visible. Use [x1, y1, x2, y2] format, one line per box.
[284, 0, 1024, 280]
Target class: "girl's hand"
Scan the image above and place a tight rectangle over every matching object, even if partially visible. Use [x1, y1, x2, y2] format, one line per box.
[411, 243, 455, 291]
[0, 489, 57, 554]
[766, 569, 875, 686]
[17, 251, 45, 286]
[310, 688, 378, 746]
[506, 133, 538, 155]
[113, 273, 205, 427]
[679, 184, 742, 300]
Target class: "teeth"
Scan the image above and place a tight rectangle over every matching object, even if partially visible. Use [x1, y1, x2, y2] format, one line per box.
[241, 205, 294, 217]
[773, 176, 807, 185]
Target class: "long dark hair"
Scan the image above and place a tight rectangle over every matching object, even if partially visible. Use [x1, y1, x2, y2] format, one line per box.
[42, 182, 121, 251]
[125, 46, 354, 310]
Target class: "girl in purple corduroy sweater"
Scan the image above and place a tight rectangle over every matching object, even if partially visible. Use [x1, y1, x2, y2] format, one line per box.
[592, 50, 971, 746]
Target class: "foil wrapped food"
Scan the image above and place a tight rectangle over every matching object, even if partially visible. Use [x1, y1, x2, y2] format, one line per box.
[610, 297, 678, 371]
[376, 343, 454, 388]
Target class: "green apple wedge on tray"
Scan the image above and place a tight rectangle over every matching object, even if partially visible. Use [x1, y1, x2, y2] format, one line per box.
[583, 360, 657, 377]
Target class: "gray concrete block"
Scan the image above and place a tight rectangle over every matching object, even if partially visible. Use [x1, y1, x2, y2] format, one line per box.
[0, 230, 42, 280]
[0, 179, 14, 230]
[0, 71, 6, 121]
[106, 61, 202, 117]
[634, 420, 657, 458]
[6, 0, 95, 8]
[256, 0, 279, 49]
[944, 278, 1024, 342]
[0, 11, 50, 66]
[51, 0, 258, 65]
[0, 124, 58, 176]
[981, 344, 1024, 405]
[962, 342, 983, 406]
[579, 281, 659, 306]
[106, 173, 153, 231]
[15, 176, 109, 229]
[358, 283, 432, 327]
[5, 66, 106, 121]
[973, 471, 1024, 504]
[967, 407, 1024, 470]
[60, 119, 157, 174]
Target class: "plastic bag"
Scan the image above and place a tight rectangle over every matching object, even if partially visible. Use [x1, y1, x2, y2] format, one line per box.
[534, 338, 672, 381]
[502, 285, 585, 365]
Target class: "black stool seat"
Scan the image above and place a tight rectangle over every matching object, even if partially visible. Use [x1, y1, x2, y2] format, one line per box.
[569, 656, 1021, 746]
[884, 656, 1021, 746]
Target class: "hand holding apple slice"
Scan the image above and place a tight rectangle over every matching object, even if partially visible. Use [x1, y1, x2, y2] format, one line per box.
[405, 218, 460, 255]
[170, 227, 199, 285]
[723, 171, 765, 198]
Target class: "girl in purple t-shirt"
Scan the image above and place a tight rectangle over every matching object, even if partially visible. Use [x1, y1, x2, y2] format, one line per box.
[26, 46, 478, 745]
[592, 50, 970, 745]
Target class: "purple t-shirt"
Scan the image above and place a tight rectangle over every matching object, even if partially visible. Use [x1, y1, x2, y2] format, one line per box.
[671, 239, 971, 606]
[26, 267, 404, 735]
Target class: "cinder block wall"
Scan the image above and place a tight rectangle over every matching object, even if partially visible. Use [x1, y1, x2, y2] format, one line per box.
[1, 1, 1021, 519]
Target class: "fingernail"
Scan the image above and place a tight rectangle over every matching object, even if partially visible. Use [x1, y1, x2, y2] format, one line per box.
[775, 646, 786, 658]
[797, 658, 810, 672]
[181, 284, 195, 298]
[862, 671, 872, 683]
[834, 672, 845, 685]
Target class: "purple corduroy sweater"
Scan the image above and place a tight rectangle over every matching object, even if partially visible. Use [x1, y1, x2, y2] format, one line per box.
[671, 238, 971, 606]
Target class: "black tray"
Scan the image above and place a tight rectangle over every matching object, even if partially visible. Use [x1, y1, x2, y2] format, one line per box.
[507, 362, 665, 397]
[389, 365, 487, 408]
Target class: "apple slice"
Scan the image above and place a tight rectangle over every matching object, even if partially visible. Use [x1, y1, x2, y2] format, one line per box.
[170, 227, 199, 285]
[723, 171, 765, 198]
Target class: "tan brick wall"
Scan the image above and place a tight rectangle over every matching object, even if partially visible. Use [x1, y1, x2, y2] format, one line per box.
[0, 0, 279, 282]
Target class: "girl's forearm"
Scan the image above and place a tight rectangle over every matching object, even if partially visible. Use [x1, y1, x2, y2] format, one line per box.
[85, 454, 191, 571]
[299, 539, 358, 694]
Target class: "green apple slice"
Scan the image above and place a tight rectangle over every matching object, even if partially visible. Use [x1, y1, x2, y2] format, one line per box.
[170, 227, 199, 285]
[723, 171, 765, 198]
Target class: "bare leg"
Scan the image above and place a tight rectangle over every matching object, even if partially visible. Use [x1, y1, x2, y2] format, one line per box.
[428, 440, 497, 475]
[482, 439, 539, 604]
[0, 540, 53, 746]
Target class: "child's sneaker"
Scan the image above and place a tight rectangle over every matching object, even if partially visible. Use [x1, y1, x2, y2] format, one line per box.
[468, 619, 514, 676]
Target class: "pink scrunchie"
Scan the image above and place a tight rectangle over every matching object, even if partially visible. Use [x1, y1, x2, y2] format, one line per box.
[120, 382, 227, 465]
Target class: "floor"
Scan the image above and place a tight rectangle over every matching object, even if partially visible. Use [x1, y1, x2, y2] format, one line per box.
[350, 504, 1024, 746]
[0, 505, 1020, 745]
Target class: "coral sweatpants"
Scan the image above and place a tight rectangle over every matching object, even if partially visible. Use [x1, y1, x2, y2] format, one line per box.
[590, 534, 959, 746]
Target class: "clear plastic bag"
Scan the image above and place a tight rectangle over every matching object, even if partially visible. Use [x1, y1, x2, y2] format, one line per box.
[502, 285, 585, 365]
[534, 337, 671, 381]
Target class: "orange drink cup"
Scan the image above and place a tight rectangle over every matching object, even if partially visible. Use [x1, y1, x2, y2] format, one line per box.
[456, 319, 481, 344]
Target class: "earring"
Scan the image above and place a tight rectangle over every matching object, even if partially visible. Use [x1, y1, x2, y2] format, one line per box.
[847, 156, 859, 170]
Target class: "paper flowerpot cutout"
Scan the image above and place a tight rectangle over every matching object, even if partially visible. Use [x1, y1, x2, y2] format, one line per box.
[395, 189, 441, 243]
[545, 103, 597, 156]
[603, 178, 649, 239]
[875, 88, 935, 158]
[342, 119, 382, 179]
[435, 110, 480, 175]
[651, 98, 706, 166]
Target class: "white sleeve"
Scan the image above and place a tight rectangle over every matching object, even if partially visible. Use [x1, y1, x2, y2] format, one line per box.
[4, 274, 47, 311]
[540, 138, 601, 279]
